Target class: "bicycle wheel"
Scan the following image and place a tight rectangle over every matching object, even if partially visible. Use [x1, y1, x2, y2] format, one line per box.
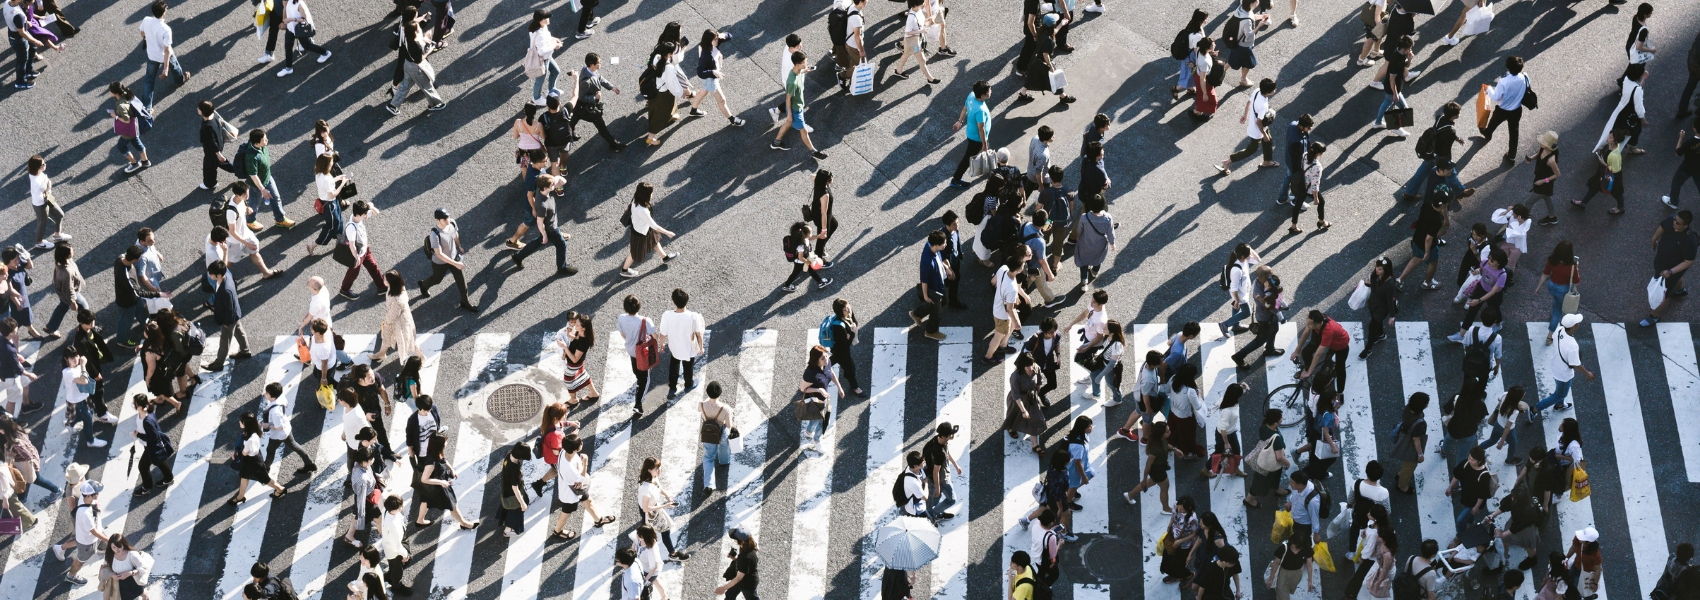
[1268, 383, 1308, 428]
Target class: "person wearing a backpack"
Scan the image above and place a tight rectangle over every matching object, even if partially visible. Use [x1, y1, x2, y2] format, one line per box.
[1446, 447, 1493, 531]
[207, 185, 281, 280]
[203, 260, 251, 373]
[1389, 393, 1429, 494]
[418, 209, 477, 311]
[1479, 56, 1531, 166]
[780, 222, 833, 292]
[828, 0, 865, 93]
[1215, 78, 1279, 177]
[820, 299, 864, 396]
[1398, 103, 1472, 201]
[1533, 314, 1592, 416]
[539, 95, 575, 175]
[895, 450, 927, 516]
[1169, 9, 1208, 98]
[260, 381, 317, 475]
[1008, 551, 1050, 600]
[1654, 544, 1696, 600]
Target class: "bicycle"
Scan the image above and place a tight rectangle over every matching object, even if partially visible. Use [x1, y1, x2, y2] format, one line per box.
[1267, 355, 1337, 428]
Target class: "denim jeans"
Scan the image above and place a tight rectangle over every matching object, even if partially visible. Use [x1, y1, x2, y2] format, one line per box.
[11, 34, 35, 84]
[124, 302, 151, 344]
[1375, 93, 1406, 124]
[45, 292, 89, 332]
[531, 59, 561, 101]
[1455, 502, 1485, 531]
[801, 418, 825, 446]
[244, 177, 289, 223]
[72, 400, 96, 442]
[1545, 281, 1569, 333]
[1276, 166, 1300, 203]
[141, 56, 187, 109]
[1475, 420, 1518, 456]
[925, 478, 956, 519]
[1221, 304, 1251, 330]
[1535, 379, 1573, 412]
[1088, 357, 1121, 399]
[1176, 58, 1193, 89]
[701, 438, 729, 489]
[1442, 433, 1477, 469]
[1400, 159, 1465, 198]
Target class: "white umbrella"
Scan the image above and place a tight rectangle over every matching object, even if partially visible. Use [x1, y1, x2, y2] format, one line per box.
[873, 516, 942, 571]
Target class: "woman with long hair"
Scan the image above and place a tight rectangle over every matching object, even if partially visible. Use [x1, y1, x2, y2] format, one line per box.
[525, 9, 563, 105]
[414, 432, 478, 529]
[276, 0, 331, 77]
[1, 417, 60, 499]
[1189, 37, 1220, 120]
[1003, 353, 1045, 454]
[1088, 320, 1126, 403]
[372, 271, 419, 365]
[1123, 420, 1178, 512]
[1157, 496, 1200, 582]
[230, 413, 286, 504]
[1170, 9, 1209, 98]
[714, 533, 760, 599]
[642, 42, 691, 147]
[511, 103, 545, 179]
[1244, 408, 1288, 508]
[1289, 141, 1329, 234]
[1533, 241, 1578, 345]
[796, 345, 840, 451]
[780, 222, 830, 292]
[636, 457, 690, 561]
[808, 170, 838, 266]
[825, 300, 863, 396]
[688, 29, 745, 127]
[1359, 257, 1401, 358]
[529, 401, 577, 494]
[308, 153, 347, 256]
[619, 183, 679, 278]
[102, 533, 153, 599]
[384, 6, 448, 116]
[1476, 386, 1529, 463]
[1301, 392, 1340, 481]
[139, 319, 182, 412]
[1166, 364, 1206, 458]
[557, 312, 601, 405]
[1205, 382, 1245, 477]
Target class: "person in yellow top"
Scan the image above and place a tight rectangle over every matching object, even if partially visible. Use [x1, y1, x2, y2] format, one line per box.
[1575, 129, 1629, 215]
[1008, 551, 1043, 600]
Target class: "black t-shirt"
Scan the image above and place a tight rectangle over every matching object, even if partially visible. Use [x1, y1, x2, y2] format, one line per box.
[1385, 51, 1409, 92]
[355, 382, 383, 418]
[1413, 204, 1445, 246]
[880, 568, 912, 599]
[1023, 0, 1041, 18]
[1655, 218, 1700, 272]
[1445, 392, 1486, 440]
[1276, 542, 1313, 570]
[567, 337, 592, 362]
[922, 438, 949, 478]
[1679, 133, 1700, 174]
[1506, 497, 1542, 532]
[499, 459, 524, 500]
[1429, 123, 1460, 162]
[1452, 462, 1491, 505]
[735, 552, 759, 588]
[536, 196, 559, 230]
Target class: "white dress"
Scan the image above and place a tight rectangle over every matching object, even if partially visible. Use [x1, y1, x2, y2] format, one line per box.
[378, 289, 421, 360]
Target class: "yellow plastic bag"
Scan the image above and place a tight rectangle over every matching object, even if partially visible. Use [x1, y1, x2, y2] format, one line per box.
[1570, 466, 1591, 502]
[1271, 510, 1294, 544]
[1155, 531, 1170, 556]
[316, 383, 335, 410]
[1314, 541, 1337, 573]
[254, 0, 272, 28]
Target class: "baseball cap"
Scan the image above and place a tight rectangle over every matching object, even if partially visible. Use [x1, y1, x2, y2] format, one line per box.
[1560, 314, 1583, 329]
[936, 422, 960, 437]
[433, 208, 450, 220]
[78, 481, 104, 496]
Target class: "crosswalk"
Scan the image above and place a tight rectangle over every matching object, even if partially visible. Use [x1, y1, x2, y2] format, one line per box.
[0, 321, 1695, 600]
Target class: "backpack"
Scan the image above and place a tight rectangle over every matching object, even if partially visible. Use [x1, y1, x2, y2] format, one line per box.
[1306, 487, 1333, 520]
[1462, 330, 1498, 384]
[828, 7, 857, 45]
[210, 195, 233, 231]
[1393, 556, 1439, 600]
[1221, 17, 1243, 48]
[1217, 261, 1238, 290]
[422, 225, 446, 261]
[965, 193, 990, 225]
[184, 322, 207, 355]
[233, 144, 256, 178]
[818, 315, 842, 348]
[638, 62, 661, 97]
[1415, 123, 1449, 159]
[1169, 29, 1192, 60]
[540, 110, 575, 148]
[782, 235, 800, 262]
[1014, 576, 1055, 600]
[891, 471, 919, 511]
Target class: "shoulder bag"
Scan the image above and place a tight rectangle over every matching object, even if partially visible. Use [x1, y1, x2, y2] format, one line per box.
[633, 320, 660, 371]
[1244, 434, 1282, 475]
[1561, 257, 1580, 314]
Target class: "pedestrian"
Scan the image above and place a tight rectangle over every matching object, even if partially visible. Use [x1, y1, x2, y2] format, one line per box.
[891, 0, 939, 84]
[640, 42, 690, 147]
[229, 413, 287, 505]
[947, 81, 993, 187]
[549, 434, 615, 538]
[365, 272, 419, 365]
[1169, 9, 1208, 98]
[51, 480, 108, 584]
[1448, 248, 1507, 340]
[414, 209, 476, 311]
[1599, 63, 1648, 157]
[1021, 319, 1062, 404]
[1397, 194, 1447, 290]
[204, 260, 252, 373]
[497, 443, 530, 537]
[1640, 210, 1698, 326]
[1532, 241, 1578, 344]
[6, 0, 60, 90]
[636, 457, 689, 561]
[130, 393, 177, 497]
[1399, 104, 1472, 201]
[207, 192, 281, 279]
[1576, 129, 1629, 215]
[2, 418, 63, 501]
[348, 365, 396, 463]
[1447, 446, 1493, 531]
[1476, 56, 1530, 166]
[1625, 3, 1656, 68]
[309, 154, 349, 256]
[338, 446, 378, 548]
[1170, 365, 1209, 458]
[1354, 0, 1384, 66]
[525, 9, 562, 105]
[986, 252, 1028, 363]
[770, 50, 827, 159]
[698, 381, 730, 494]
[1004, 352, 1045, 454]
[688, 29, 744, 126]
[1353, 258, 1401, 358]
[569, 53, 626, 152]
[618, 183, 680, 278]
[556, 313, 600, 405]
[806, 170, 839, 266]
[1353, 506, 1395, 600]
[1243, 409, 1288, 509]
[275, 0, 330, 77]
[1490, 204, 1530, 273]
[132, 2, 187, 104]
[414, 432, 478, 529]
[112, 246, 165, 348]
[109, 102, 152, 175]
[0, 318, 32, 416]
[530, 402, 570, 495]
[0, 451, 35, 532]
[713, 533, 760, 599]
[383, 7, 447, 115]
[33, 244, 84, 338]
[1231, 266, 1284, 366]
[231, 129, 294, 228]
[512, 104, 546, 179]
[1666, 120, 1700, 209]
[830, 0, 867, 94]
[780, 222, 832, 292]
[569, 0, 599, 38]
[1525, 131, 1562, 225]
[1123, 420, 1177, 511]
[1476, 386, 1529, 461]
[1073, 193, 1114, 291]
[1299, 393, 1340, 482]
[1372, 35, 1412, 137]
[1566, 527, 1604, 599]
[56, 348, 106, 448]
[513, 175, 577, 278]
[1223, 0, 1268, 88]
[1266, 528, 1315, 600]
[1346, 462, 1390, 548]
[140, 312, 189, 413]
[1389, 392, 1429, 493]
[811, 299, 861, 396]
[1289, 141, 1329, 234]
[253, 383, 315, 479]
[338, 201, 388, 299]
[617, 294, 655, 415]
[1189, 38, 1221, 120]
[1274, 116, 1313, 206]
[22, 155, 67, 250]
[649, 288, 707, 402]
[1216, 79, 1278, 176]
[196, 102, 239, 191]
[796, 345, 839, 452]
[99, 532, 152, 600]
[909, 230, 950, 341]
[1062, 415, 1093, 509]
[371, 497, 417, 596]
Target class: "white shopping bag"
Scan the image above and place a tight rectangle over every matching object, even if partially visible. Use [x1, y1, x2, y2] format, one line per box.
[1460, 2, 1494, 36]
[769, 106, 783, 126]
[568, 0, 581, 12]
[1648, 276, 1667, 310]
[967, 149, 999, 179]
[922, 24, 941, 46]
[1455, 273, 1480, 304]
[1347, 280, 1370, 311]
[849, 62, 876, 95]
[1048, 69, 1068, 91]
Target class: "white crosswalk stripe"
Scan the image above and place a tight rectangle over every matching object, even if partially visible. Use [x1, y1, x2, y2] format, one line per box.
[3, 321, 1690, 600]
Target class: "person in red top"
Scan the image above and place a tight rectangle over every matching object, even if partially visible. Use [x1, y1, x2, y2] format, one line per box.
[529, 401, 579, 495]
[1294, 310, 1349, 395]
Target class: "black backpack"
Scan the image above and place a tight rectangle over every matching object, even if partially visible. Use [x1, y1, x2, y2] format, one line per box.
[1170, 29, 1193, 60]
[422, 227, 440, 260]
[210, 195, 233, 231]
[966, 193, 993, 226]
[1393, 556, 1439, 600]
[1462, 330, 1498, 384]
[828, 7, 857, 45]
[1306, 487, 1332, 520]
[184, 322, 207, 355]
[891, 471, 918, 510]
[1415, 123, 1449, 159]
[1014, 576, 1054, 600]
[639, 62, 662, 97]
[540, 110, 575, 147]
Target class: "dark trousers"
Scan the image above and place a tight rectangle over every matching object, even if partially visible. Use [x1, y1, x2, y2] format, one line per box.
[944, 264, 961, 305]
[260, 2, 281, 53]
[1291, 194, 1323, 226]
[783, 263, 825, 287]
[427, 0, 454, 43]
[1669, 169, 1700, 205]
[1483, 107, 1522, 160]
[630, 356, 650, 411]
[576, 0, 599, 33]
[1680, 70, 1700, 115]
[1017, 34, 1037, 73]
[1365, 312, 1390, 347]
[1232, 321, 1278, 362]
[283, 30, 328, 67]
[341, 250, 388, 294]
[419, 262, 471, 303]
[667, 355, 696, 395]
[513, 232, 567, 269]
[1038, 366, 1059, 396]
[912, 298, 941, 334]
[137, 450, 174, 489]
[385, 556, 411, 593]
[1228, 136, 1273, 164]
[266, 435, 317, 471]
[1580, 169, 1628, 210]
[10, 34, 34, 84]
[831, 355, 860, 392]
[950, 138, 983, 182]
[202, 152, 237, 189]
[570, 106, 619, 147]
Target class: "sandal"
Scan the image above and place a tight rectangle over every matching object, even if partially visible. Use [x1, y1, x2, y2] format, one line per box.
[594, 516, 616, 527]
[551, 529, 578, 540]
[459, 521, 479, 530]
[229, 496, 246, 505]
[271, 489, 286, 498]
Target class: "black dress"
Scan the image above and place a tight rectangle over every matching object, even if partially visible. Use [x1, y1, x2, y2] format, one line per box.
[418, 458, 455, 509]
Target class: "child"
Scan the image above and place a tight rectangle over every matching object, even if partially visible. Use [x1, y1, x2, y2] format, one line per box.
[110, 103, 151, 174]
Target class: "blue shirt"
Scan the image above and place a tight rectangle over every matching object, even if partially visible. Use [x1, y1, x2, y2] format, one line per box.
[963, 92, 989, 142]
[919, 245, 947, 297]
[1021, 224, 1047, 272]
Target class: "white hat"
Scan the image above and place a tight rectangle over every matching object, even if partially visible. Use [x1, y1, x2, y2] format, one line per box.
[1560, 314, 1584, 329]
[1575, 527, 1599, 542]
[78, 480, 104, 496]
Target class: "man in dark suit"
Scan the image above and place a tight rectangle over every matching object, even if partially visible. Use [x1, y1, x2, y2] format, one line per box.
[197, 101, 239, 191]
[205, 260, 251, 372]
[133, 394, 175, 494]
[1022, 318, 1063, 406]
[940, 211, 966, 309]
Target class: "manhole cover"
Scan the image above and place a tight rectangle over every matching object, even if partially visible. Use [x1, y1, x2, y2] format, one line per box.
[486, 383, 544, 424]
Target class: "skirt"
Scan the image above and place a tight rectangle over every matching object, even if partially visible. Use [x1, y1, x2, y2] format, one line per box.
[1226, 46, 1258, 70]
[646, 91, 677, 135]
[238, 455, 272, 484]
[419, 482, 455, 510]
[628, 229, 659, 263]
[563, 360, 592, 392]
[1192, 80, 1218, 115]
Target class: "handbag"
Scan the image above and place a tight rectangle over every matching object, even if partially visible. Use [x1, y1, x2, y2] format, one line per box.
[338, 180, 359, 200]
[1073, 345, 1106, 371]
[1314, 541, 1338, 572]
[332, 242, 357, 267]
[1347, 280, 1370, 311]
[1562, 258, 1581, 314]
[1048, 69, 1068, 92]
[1521, 74, 1539, 109]
[1475, 84, 1492, 130]
[1155, 531, 1170, 556]
[296, 22, 317, 38]
[794, 396, 827, 421]
[633, 320, 660, 371]
[1244, 435, 1282, 474]
[1569, 465, 1591, 502]
[1384, 107, 1415, 129]
[727, 427, 744, 453]
[1460, 2, 1493, 36]
[296, 336, 312, 365]
[850, 62, 876, 96]
[0, 506, 22, 536]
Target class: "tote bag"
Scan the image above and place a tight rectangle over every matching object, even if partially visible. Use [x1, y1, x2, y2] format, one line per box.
[1562, 259, 1581, 314]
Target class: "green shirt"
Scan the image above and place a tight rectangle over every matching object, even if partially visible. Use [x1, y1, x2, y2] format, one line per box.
[786, 70, 805, 113]
[243, 143, 273, 182]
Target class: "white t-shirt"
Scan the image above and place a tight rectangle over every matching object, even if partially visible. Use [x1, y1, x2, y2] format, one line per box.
[242, 433, 265, 458]
[1353, 479, 1391, 514]
[845, 11, 865, 51]
[1226, 261, 1253, 304]
[139, 16, 172, 63]
[341, 405, 367, 450]
[619, 564, 645, 600]
[343, 220, 370, 254]
[283, 0, 313, 33]
[60, 365, 90, 405]
[1029, 524, 1053, 559]
[530, 27, 557, 59]
[315, 173, 336, 201]
[657, 310, 705, 359]
[628, 205, 657, 235]
[310, 336, 337, 370]
[109, 550, 153, 585]
[1168, 385, 1204, 419]
[1245, 91, 1272, 140]
[1558, 439, 1584, 464]
[1102, 340, 1125, 363]
[263, 398, 291, 440]
[779, 46, 801, 83]
[27, 172, 49, 207]
[637, 481, 667, 516]
[307, 289, 333, 330]
[1548, 331, 1581, 383]
[1215, 404, 1240, 436]
[992, 267, 1019, 321]
[1081, 308, 1108, 343]
[557, 452, 588, 503]
[74, 503, 101, 545]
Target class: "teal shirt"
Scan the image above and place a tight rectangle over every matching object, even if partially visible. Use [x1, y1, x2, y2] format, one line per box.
[963, 92, 989, 142]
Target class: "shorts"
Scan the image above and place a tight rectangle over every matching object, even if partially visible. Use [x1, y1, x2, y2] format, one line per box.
[115, 136, 146, 156]
[0, 377, 24, 406]
[1663, 270, 1687, 297]
[1147, 465, 1169, 483]
[553, 494, 581, 514]
[701, 77, 720, 92]
[516, 148, 540, 168]
[790, 109, 807, 131]
[1226, 46, 1258, 70]
[74, 540, 101, 562]
[1409, 239, 1439, 265]
[994, 318, 1011, 335]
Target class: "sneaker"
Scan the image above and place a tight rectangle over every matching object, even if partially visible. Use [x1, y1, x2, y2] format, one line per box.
[729, 117, 746, 127]
[257, 53, 274, 64]
[1538, 216, 1559, 226]
[780, 284, 798, 292]
[1639, 317, 1660, 327]
[575, 31, 594, 40]
[198, 183, 211, 190]
[124, 163, 142, 174]
[87, 439, 108, 448]
[923, 331, 947, 341]
[1083, 3, 1104, 12]
[1446, 333, 1465, 344]
[65, 575, 87, 586]
[33, 240, 54, 250]
[812, 151, 828, 160]
[382, 103, 400, 116]
[1042, 297, 1067, 309]
[1367, 81, 1385, 91]
[276, 67, 294, 77]
[1123, 491, 1136, 505]
[426, 103, 447, 112]
[1018, 517, 1031, 528]
[949, 179, 972, 188]
[1371, 119, 1384, 129]
[338, 290, 359, 300]
[663, 251, 679, 262]
[140, 160, 152, 168]
[1441, 36, 1460, 46]
[273, 219, 296, 229]
[318, 51, 333, 64]
[1663, 196, 1679, 210]
[587, 17, 602, 28]
[99, 414, 118, 425]
[1390, 128, 1409, 138]
[689, 108, 706, 117]
[619, 268, 639, 278]
[816, 277, 834, 289]
[770, 141, 789, 151]
[12, 82, 33, 90]
[1421, 279, 1441, 290]
[52, 544, 67, 561]
[1407, 69, 1422, 79]
[1117, 428, 1139, 442]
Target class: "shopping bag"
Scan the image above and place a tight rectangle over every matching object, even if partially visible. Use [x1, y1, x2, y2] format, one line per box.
[1347, 280, 1370, 311]
[727, 427, 744, 453]
[568, 0, 581, 12]
[1325, 505, 1352, 539]
[967, 149, 999, 179]
[1455, 273, 1481, 303]
[1048, 70, 1068, 92]
[1271, 510, 1294, 543]
[1570, 466, 1591, 502]
[1648, 276, 1666, 310]
[1475, 84, 1492, 130]
[316, 383, 335, 411]
[922, 24, 941, 46]
[1155, 531, 1171, 556]
[1385, 107, 1415, 129]
[1314, 541, 1338, 572]
[849, 62, 876, 96]
[296, 336, 312, 365]
[1460, 2, 1494, 36]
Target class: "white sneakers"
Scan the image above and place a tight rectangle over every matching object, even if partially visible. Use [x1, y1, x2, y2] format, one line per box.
[1663, 196, 1680, 210]
[276, 68, 294, 77]
[88, 439, 108, 448]
[1441, 37, 1460, 46]
[1083, 4, 1104, 13]
[100, 414, 118, 425]
[318, 51, 333, 64]
[257, 53, 274, 64]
